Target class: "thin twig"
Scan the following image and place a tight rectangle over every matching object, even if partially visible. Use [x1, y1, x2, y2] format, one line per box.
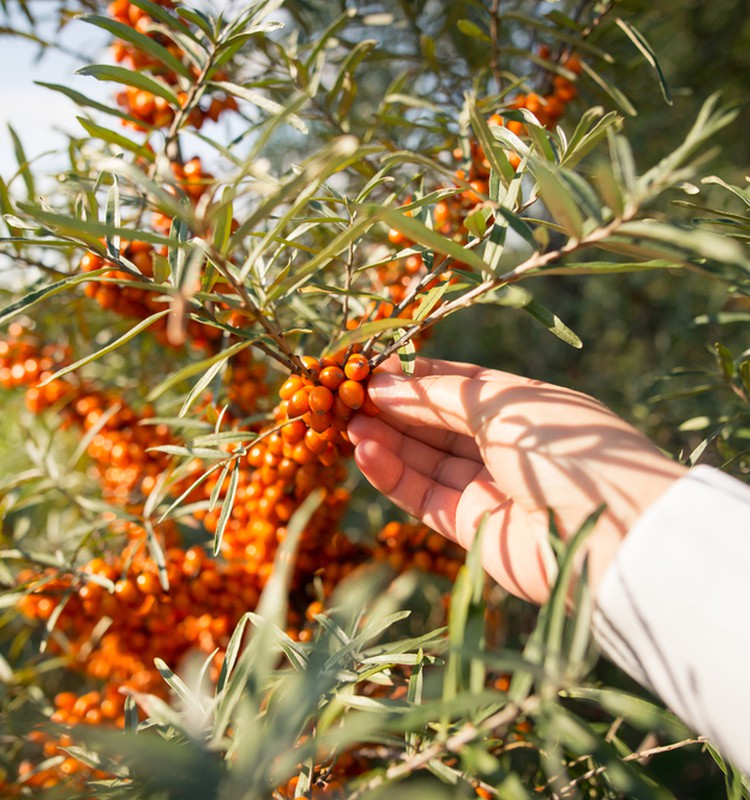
[369, 209, 633, 368]
[348, 696, 540, 800]
[549, 736, 707, 799]
[488, 0, 503, 92]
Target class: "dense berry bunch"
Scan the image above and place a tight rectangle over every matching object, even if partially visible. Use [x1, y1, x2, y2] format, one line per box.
[108, 0, 238, 129]
[80, 240, 223, 349]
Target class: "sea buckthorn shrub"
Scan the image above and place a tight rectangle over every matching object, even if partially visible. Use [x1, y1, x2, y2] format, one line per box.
[1, 0, 749, 798]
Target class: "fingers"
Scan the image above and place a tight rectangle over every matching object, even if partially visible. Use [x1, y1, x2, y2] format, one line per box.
[352, 437, 469, 538]
[364, 371, 492, 438]
[349, 410, 482, 462]
[352, 436, 554, 603]
[349, 413, 483, 489]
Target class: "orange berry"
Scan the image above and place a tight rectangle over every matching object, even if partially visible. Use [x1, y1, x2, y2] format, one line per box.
[136, 573, 161, 595]
[344, 353, 370, 381]
[287, 389, 310, 418]
[360, 393, 381, 416]
[563, 54, 583, 74]
[388, 228, 406, 246]
[304, 428, 327, 455]
[281, 419, 307, 444]
[300, 355, 320, 378]
[319, 365, 345, 390]
[279, 375, 304, 400]
[291, 442, 314, 465]
[337, 380, 365, 411]
[306, 410, 333, 433]
[309, 385, 334, 415]
[114, 579, 139, 605]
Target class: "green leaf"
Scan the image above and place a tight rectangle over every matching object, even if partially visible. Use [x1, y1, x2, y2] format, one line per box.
[615, 17, 672, 105]
[7, 124, 34, 199]
[543, 507, 603, 676]
[14, 201, 173, 249]
[178, 356, 229, 418]
[562, 108, 622, 169]
[76, 64, 180, 106]
[715, 342, 736, 381]
[128, 0, 202, 43]
[154, 657, 195, 709]
[613, 220, 749, 268]
[76, 117, 155, 160]
[269, 216, 375, 298]
[531, 160, 585, 239]
[216, 612, 252, 695]
[325, 316, 416, 355]
[81, 14, 193, 79]
[0, 268, 108, 326]
[38, 310, 170, 387]
[366, 204, 489, 272]
[457, 18, 491, 42]
[581, 59, 637, 116]
[211, 81, 308, 133]
[444, 518, 486, 704]
[565, 687, 691, 739]
[35, 81, 154, 129]
[148, 339, 253, 401]
[176, 5, 214, 38]
[467, 97, 517, 183]
[394, 327, 416, 376]
[213, 462, 239, 556]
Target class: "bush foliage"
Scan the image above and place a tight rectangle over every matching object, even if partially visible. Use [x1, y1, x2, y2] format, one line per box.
[1, 0, 749, 798]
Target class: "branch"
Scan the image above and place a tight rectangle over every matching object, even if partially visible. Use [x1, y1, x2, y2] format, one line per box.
[369, 210, 632, 368]
[549, 736, 707, 799]
[347, 696, 540, 799]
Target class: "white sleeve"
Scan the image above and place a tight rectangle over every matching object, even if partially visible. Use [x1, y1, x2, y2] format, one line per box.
[592, 464, 750, 774]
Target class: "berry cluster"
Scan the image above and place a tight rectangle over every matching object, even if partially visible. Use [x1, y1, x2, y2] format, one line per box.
[370, 54, 583, 337]
[16, 540, 265, 789]
[108, 0, 238, 129]
[80, 239, 222, 350]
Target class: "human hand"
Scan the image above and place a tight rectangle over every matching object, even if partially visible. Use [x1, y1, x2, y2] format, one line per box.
[348, 357, 687, 604]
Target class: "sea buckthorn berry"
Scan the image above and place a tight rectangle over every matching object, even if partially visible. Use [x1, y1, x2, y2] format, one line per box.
[281, 419, 307, 444]
[291, 442, 314, 465]
[287, 389, 311, 418]
[344, 354, 370, 382]
[300, 355, 321, 378]
[307, 411, 333, 433]
[309, 385, 334, 415]
[320, 352, 345, 367]
[337, 380, 365, 411]
[319, 365, 345, 391]
[304, 428, 327, 455]
[360, 394, 381, 416]
[279, 375, 304, 400]
[136, 573, 161, 595]
[114, 579, 139, 605]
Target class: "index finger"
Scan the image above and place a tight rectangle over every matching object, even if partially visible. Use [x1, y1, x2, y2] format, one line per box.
[365, 370, 506, 439]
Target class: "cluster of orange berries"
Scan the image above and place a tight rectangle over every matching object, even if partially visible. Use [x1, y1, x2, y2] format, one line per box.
[15, 539, 265, 790]
[372, 52, 583, 334]
[108, 0, 238, 129]
[79, 239, 223, 350]
[151, 156, 214, 233]
[275, 351, 379, 462]
[0, 324, 69, 392]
